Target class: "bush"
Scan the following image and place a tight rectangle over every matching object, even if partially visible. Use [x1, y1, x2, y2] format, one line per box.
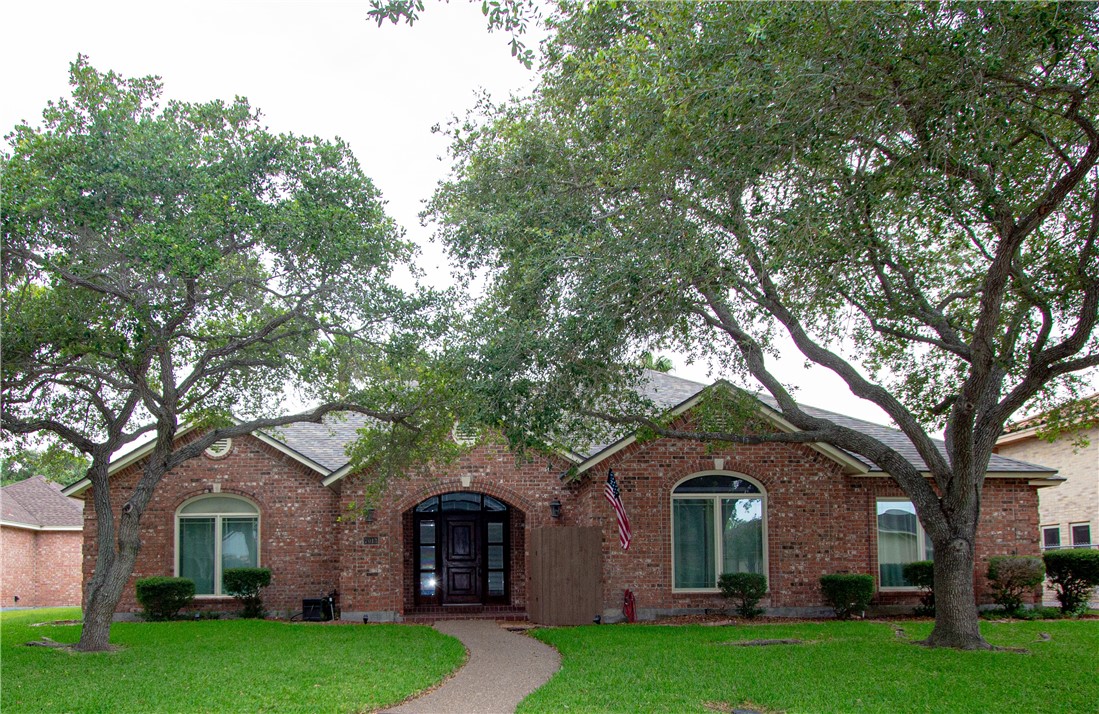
[901, 560, 935, 616]
[718, 572, 768, 619]
[820, 574, 874, 620]
[223, 567, 272, 618]
[135, 577, 195, 621]
[987, 556, 1045, 615]
[1044, 549, 1099, 614]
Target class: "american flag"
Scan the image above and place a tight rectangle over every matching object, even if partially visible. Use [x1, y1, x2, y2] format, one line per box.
[604, 469, 632, 550]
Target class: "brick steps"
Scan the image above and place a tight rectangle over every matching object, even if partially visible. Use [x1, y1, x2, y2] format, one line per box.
[403, 606, 528, 623]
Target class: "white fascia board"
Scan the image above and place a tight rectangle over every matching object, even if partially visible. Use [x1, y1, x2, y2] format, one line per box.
[0, 520, 82, 531]
[322, 464, 353, 488]
[995, 426, 1040, 446]
[852, 471, 1063, 481]
[62, 479, 91, 497]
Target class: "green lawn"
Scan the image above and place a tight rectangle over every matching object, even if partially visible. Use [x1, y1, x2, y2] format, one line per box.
[0, 608, 465, 714]
[522, 619, 1099, 714]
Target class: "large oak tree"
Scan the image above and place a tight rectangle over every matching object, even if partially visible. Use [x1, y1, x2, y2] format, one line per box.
[1, 58, 457, 651]
[426, 2, 1099, 649]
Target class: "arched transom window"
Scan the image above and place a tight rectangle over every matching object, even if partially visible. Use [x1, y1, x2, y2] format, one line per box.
[176, 495, 260, 596]
[672, 473, 766, 591]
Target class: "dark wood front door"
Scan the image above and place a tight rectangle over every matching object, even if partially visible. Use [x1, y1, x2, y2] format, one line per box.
[413, 492, 511, 607]
[442, 515, 482, 604]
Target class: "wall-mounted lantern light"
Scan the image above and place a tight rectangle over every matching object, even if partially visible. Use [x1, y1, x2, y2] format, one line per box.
[550, 499, 562, 519]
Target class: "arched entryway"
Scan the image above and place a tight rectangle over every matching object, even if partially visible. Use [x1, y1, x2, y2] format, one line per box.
[412, 492, 512, 607]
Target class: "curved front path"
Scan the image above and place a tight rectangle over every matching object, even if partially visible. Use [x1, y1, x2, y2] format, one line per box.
[383, 620, 561, 714]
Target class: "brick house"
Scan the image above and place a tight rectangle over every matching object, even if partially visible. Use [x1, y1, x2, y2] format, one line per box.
[1, 476, 84, 608]
[64, 372, 1059, 623]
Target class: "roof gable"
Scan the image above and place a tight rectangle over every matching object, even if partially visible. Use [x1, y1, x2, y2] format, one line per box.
[572, 371, 1058, 478]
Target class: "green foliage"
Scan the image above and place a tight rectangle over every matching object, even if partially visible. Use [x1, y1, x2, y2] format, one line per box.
[820, 574, 875, 620]
[0, 444, 88, 486]
[427, 0, 1099, 649]
[0, 608, 465, 713]
[1044, 549, 1099, 614]
[222, 568, 271, 619]
[2, 58, 459, 651]
[1, 56, 448, 456]
[367, 0, 541, 68]
[638, 351, 673, 373]
[986, 556, 1045, 615]
[718, 572, 768, 619]
[901, 560, 935, 616]
[135, 577, 195, 621]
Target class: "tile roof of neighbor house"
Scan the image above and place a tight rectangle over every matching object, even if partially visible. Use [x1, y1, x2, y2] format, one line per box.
[1, 476, 83, 529]
[268, 371, 1055, 477]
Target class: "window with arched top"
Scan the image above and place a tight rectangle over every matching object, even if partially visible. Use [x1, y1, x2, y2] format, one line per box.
[671, 473, 766, 591]
[176, 495, 260, 596]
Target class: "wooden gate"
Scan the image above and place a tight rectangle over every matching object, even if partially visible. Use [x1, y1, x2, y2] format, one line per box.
[528, 526, 602, 626]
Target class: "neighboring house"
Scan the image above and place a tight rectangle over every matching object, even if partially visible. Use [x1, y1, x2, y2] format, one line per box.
[995, 399, 1098, 554]
[1, 476, 84, 608]
[64, 372, 1058, 623]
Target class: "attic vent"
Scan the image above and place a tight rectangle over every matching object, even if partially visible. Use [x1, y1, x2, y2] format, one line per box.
[451, 422, 481, 447]
[205, 438, 232, 459]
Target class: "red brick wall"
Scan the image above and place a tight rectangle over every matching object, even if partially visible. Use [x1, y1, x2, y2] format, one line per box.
[81, 434, 341, 615]
[579, 437, 1042, 617]
[337, 435, 575, 617]
[81, 426, 1043, 620]
[2, 525, 83, 608]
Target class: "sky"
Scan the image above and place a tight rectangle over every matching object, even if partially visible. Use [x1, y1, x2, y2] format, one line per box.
[1, 0, 896, 425]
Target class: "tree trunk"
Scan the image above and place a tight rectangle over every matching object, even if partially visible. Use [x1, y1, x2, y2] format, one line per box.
[922, 532, 992, 650]
[75, 549, 138, 651]
[75, 480, 144, 652]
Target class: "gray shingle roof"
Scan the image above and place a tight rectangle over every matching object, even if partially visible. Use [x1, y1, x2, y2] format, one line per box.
[631, 371, 1055, 474]
[257, 371, 1054, 477]
[1, 476, 83, 528]
[263, 414, 371, 472]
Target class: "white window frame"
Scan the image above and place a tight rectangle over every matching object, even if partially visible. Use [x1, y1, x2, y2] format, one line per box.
[876, 498, 932, 592]
[1042, 525, 1062, 551]
[670, 471, 768, 593]
[174, 494, 261, 598]
[1070, 522, 1092, 548]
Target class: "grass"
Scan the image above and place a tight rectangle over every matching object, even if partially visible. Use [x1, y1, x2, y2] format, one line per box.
[0, 608, 465, 713]
[521, 619, 1099, 713]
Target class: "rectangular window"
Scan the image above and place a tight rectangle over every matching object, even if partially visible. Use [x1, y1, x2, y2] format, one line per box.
[721, 498, 763, 576]
[673, 499, 715, 589]
[1042, 526, 1062, 550]
[1071, 523, 1092, 547]
[180, 518, 216, 595]
[877, 500, 933, 588]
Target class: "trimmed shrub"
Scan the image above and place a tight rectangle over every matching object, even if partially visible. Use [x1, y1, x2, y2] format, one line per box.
[820, 574, 874, 620]
[223, 567, 272, 618]
[987, 556, 1045, 615]
[718, 572, 768, 619]
[901, 560, 935, 616]
[1044, 549, 1099, 614]
[136, 576, 195, 621]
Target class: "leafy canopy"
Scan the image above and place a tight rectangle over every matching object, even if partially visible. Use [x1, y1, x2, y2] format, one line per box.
[430, 1, 1099, 462]
[1, 57, 460, 479]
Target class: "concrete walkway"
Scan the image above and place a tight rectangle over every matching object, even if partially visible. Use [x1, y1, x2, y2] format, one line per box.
[383, 620, 561, 714]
